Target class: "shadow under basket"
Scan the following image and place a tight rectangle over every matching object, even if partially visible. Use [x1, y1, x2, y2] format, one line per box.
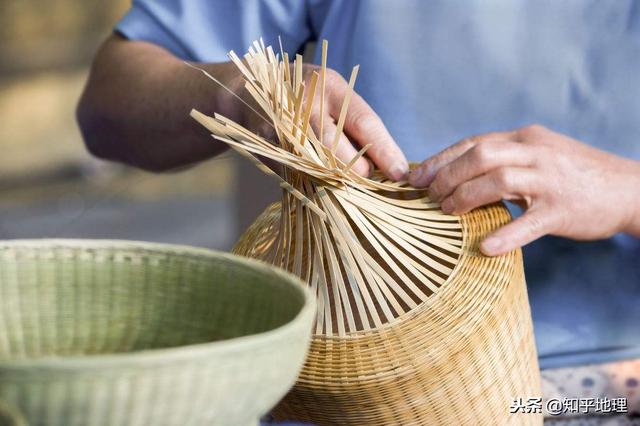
[0, 239, 315, 426]
[234, 202, 542, 425]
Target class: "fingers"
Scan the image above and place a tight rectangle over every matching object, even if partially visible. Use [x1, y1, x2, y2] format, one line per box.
[409, 138, 476, 187]
[480, 209, 554, 256]
[409, 130, 518, 187]
[428, 140, 538, 201]
[340, 92, 408, 180]
[313, 116, 370, 176]
[439, 167, 538, 215]
[323, 70, 408, 180]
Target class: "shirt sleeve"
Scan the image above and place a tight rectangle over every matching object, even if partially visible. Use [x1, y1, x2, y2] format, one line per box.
[115, 0, 312, 62]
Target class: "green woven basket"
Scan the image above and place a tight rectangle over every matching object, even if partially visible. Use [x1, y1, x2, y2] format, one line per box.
[0, 239, 315, 426]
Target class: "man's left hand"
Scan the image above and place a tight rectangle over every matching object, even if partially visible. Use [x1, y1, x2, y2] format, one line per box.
[409, 124, 640, 256]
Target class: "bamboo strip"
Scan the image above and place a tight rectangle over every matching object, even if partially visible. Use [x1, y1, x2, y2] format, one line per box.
[191, 39, 541, 426]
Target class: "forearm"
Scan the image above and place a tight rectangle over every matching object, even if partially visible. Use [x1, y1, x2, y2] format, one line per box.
[621, 159, 640, 237]
[77, 34, 242, 171]
[626, 212, 640, 237]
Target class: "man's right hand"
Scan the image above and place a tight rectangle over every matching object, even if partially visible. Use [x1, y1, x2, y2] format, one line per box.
[296, 65, 407, 180]
[78, 35, 408, 180]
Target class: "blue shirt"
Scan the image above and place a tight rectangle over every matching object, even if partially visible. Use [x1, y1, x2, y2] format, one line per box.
[116, 0, 640, 369]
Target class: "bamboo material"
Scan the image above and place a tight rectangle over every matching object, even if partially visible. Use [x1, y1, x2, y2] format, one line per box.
[0, 240, 315, 426]
[191, 40, 541, 425]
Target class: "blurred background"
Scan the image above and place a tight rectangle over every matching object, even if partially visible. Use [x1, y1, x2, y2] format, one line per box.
[0, 0, 278, 250]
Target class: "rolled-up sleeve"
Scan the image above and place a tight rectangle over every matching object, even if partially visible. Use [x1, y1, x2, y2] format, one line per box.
[115, 0, 312, 62]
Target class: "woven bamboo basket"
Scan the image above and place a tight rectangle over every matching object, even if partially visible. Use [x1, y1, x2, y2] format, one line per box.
[190, 39, 542, 425]
[0, 239, 315, 426]
[235, 200, 540, 425]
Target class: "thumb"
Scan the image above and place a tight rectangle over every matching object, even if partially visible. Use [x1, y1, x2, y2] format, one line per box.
[480, 209, 553, 256]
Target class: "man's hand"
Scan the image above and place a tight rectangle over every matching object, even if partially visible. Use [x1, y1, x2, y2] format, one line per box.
[304, 66, 408, 180]
[78, 35, 408, 180]
[240, 64, 408, 180]
[409, 124, 640, 256]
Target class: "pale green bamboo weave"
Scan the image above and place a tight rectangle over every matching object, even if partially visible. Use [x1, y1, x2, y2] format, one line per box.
[0, 239, 315, 426]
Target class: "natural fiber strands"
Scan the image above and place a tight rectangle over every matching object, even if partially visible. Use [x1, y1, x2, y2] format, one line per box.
[191, 39, 542, 425]
[237, 201, 541, 425]
[0, 240, 315, 426]
[190, 39, 464, 337]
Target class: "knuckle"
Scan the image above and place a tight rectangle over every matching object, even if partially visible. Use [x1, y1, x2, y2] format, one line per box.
[483, 131, 504, 140]
[524, 214, 547, 236]
[519, 123, 546, 138]
[492, 168, 514, 188]
[459, 137, 477, 151]
[324, 68, 344, 86]
[351, 112, 379, 136]
[470, 144, 493, 166]
[320, 126, 336, 145]
[302, 65, 319, 82]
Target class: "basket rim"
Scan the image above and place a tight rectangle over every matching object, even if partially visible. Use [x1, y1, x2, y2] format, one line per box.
[0, 238, 315, 371]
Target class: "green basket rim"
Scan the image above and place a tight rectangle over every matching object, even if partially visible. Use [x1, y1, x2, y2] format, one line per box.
[0, 239, 315, 371]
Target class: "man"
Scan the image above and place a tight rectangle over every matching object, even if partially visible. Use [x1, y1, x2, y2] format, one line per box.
[78, 0, 640, 372]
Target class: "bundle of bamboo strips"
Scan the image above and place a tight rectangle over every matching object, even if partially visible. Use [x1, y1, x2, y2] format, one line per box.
[191, 39, 541, 426]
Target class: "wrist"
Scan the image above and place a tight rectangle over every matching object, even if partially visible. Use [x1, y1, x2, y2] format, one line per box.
[195, 62, 247, 123]
[218, 69, 247, 123]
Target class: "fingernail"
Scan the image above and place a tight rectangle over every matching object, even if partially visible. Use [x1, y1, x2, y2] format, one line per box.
[422, 165, 437, 186]
[441, 198, 454, 214]
[410, 164, 436, 187]
[389, 161, 409, 181]
[480, 237, 503, 256]
[409, 167, 423, 186]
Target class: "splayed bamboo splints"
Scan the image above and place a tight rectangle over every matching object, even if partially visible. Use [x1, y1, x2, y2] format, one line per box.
[189, 39, 463, 336]
[191, 39, 541, 426]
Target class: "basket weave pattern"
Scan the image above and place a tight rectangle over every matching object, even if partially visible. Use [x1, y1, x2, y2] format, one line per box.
[190, 39, 542, 425]
[235, 203, 541, 425]
[0, 240, 315, 426]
